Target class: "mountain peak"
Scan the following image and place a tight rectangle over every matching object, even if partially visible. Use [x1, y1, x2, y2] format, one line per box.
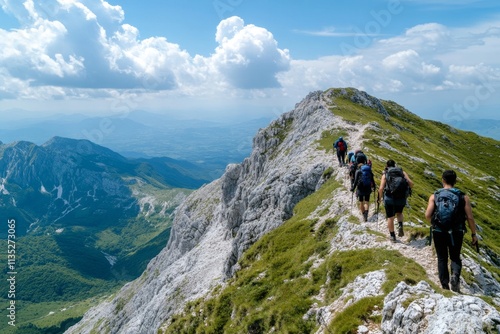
[67, 88, 500, 334]
[42, 136, 126, 160]
[326, 87, 390, 116]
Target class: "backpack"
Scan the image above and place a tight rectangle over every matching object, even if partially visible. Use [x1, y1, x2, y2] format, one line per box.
[338, 140, 346, 152]
[347, 151, 354, 163]
[349, 162, 358, 178]
[432, 189, 466, 233]
[355, 152, 367, 165]
[359, 165, 372, 189]
[385, 167, 409, 199]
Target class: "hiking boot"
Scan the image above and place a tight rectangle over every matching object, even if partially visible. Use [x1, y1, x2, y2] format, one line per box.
[363, 210, 368, 222]
[390, 234, 397, 243]
[450, 275, 460, 293]
[398, 224, 404, 237]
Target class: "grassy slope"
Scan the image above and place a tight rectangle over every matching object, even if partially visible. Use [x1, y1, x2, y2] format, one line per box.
[159, 88, 500, 333]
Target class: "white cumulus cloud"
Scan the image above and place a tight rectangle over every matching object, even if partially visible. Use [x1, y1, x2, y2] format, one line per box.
[211, 16, 290, 89]
[0, 2, 291, 102]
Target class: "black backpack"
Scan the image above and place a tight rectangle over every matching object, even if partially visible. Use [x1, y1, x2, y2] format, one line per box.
[355, 151, 367, 165]
[432, 188, 466, 232]
[385, 167, 409, 199]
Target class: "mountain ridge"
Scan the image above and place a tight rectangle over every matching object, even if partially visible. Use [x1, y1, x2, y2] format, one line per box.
[66, 88, 500, 333]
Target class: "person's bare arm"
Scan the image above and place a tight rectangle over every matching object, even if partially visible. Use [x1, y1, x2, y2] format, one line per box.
[404, 171, 414, 188]
[378, 174, 386, 201]
[424, 194, 435, 222]
[464, 195, 478, 244]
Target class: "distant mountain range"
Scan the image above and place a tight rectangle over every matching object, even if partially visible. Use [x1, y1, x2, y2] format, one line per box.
[0, 137, 209, 331]
[447, 118, 500, 140]
[0, 136, 208, 237]
[0, 111, 275, 179]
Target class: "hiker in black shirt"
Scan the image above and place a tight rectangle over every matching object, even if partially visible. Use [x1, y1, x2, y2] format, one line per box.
[425, 170, 478, 292]
[377, 160, 413, 242]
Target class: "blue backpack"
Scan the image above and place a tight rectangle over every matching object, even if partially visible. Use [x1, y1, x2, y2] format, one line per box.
[432, 188, 465, 233]
[359, 165, 372, 189]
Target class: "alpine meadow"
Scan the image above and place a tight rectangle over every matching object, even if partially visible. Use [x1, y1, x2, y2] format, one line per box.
[58, 88, 500, 334]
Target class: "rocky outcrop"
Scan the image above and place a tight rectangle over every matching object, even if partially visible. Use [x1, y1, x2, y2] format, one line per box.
[382, 281, 500, 333]
[66, 91, 337, 334]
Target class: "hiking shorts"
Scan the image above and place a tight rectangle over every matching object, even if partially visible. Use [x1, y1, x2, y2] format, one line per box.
[384, 196, 406, 218]
[357, 194, 370, 202]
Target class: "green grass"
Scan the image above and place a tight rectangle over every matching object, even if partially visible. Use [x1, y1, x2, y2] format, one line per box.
[327, 296, 384, 334]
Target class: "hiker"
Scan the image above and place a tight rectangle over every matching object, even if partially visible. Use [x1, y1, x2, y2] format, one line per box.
[351, 163, 376, 222]
[350, 150, 368, 165]
[424, 170, 478, 292]
[349, 150, 369, 188]
[377, 159, 413, 242]
[347, 151, 354, 165]
[333, 137, 348, 166]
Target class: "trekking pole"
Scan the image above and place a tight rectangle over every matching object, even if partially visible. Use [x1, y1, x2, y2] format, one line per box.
[428, 226, 433, 246]
[351, 191, 353, 214]
[372, 189, 376, 220]
[376, 193, 380, 231]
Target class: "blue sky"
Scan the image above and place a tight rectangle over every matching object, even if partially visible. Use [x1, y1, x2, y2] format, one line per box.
[0, 0, 499, 124]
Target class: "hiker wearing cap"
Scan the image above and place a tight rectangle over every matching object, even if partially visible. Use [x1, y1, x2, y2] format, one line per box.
[377, 159, 413, 243]
[333, 137, 348, 166]
[425, 170, 478, 293]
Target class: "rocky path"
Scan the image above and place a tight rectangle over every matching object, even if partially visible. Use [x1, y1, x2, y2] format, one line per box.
[340, 111, 439, 278]
[316, 112, 441, 291]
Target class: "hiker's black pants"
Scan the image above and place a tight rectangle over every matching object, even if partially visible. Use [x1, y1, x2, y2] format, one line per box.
[337, 149, 346, 164]
[433, 230, 464, 289]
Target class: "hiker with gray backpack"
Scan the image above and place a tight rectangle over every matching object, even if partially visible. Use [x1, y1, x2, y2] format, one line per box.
[351, 162, 376, 222]
[425, 170, 478, 293]
[377, 159, 413, 242]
